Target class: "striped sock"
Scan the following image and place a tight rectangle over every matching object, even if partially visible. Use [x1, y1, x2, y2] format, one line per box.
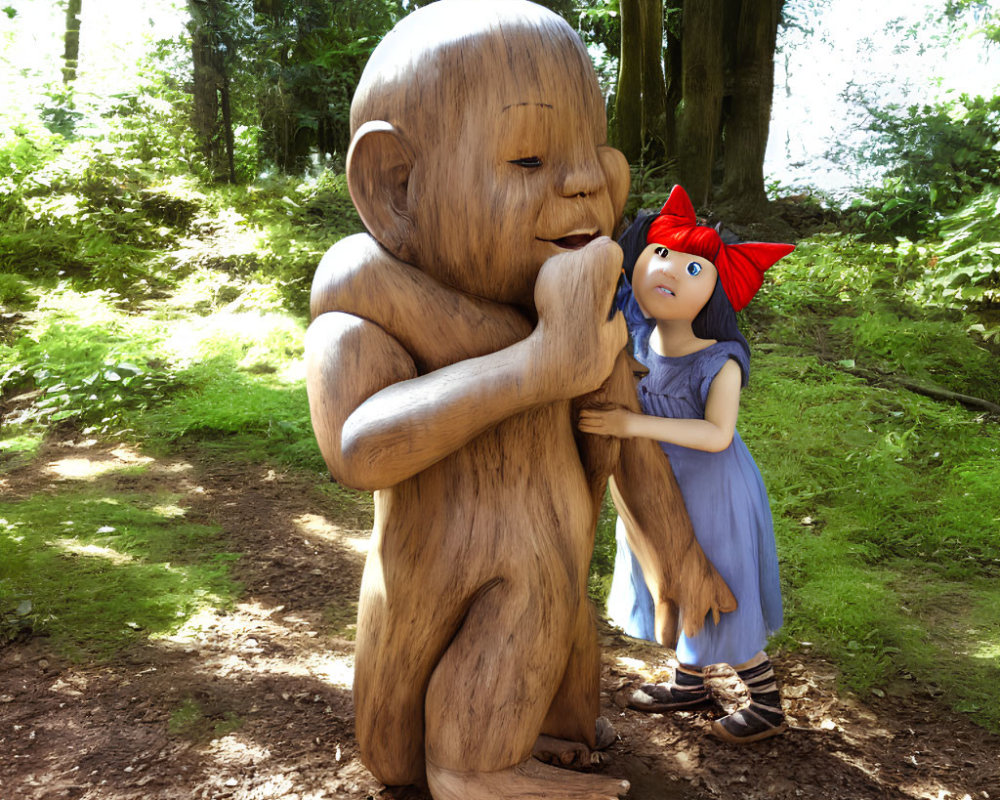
[736, 658, 784, 724]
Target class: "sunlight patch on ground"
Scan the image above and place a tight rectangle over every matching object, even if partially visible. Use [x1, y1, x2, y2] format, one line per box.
[616, 656, 649, 672]
[48, 674, 93, 699]
[45, 445, 154, 480]
[236, 651, 355, 689]
[970, 641, 1000, 661]
[293, 513, 370, 555]
[899, 785, 973, 800]
[50, 538, 134, 565]
[161, 308, 304, 377]
[158, 599, 357, 689]
[205, 735, 272, 768]
[152, 502, 187, 519]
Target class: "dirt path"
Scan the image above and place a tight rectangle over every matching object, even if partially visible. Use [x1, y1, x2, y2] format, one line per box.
[2, 438, 997, 800]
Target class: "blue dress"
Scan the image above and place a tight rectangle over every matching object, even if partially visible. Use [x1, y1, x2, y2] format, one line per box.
[607, 282, 783, 668]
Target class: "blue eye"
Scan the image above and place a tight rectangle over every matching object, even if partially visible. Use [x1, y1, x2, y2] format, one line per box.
[687, 261, 702, 276]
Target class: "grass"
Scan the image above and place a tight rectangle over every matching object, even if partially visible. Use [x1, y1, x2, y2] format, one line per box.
[0, 484, 241, 659]
[2, 174, 998, 732]
[168, 698, 244, 741]
[734, 239, 1000, 732]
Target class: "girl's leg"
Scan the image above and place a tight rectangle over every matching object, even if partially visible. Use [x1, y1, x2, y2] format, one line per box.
[710, 651, 786, 743]
[628, 662, 719, 713]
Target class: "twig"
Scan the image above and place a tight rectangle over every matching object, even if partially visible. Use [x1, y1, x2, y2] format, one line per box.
[833, 362, 1000, 416]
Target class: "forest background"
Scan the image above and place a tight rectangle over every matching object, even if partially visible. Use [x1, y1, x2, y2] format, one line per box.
[1, 0, 999, 761]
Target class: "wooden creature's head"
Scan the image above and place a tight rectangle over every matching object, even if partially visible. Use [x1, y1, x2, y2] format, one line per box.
[346, 0, 630, 306]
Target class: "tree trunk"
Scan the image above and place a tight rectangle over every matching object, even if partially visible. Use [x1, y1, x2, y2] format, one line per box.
[62, 0, 82, 84]
[638, 0, 668, 161]
[676, 0, 725, 207]
[220, 73, 237, 184]
[614, 0, 643, 162]
[663, 0, 683, 158]
[719, 0, 783, 215]
[187, 0, 235, 182]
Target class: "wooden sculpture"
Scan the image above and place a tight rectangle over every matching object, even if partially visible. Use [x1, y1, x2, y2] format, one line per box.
[304, 2, 736, 798]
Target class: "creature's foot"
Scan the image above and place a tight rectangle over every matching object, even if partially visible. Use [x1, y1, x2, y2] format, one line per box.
[533, 735, 590, 768]
[532, 717, 618, 768]
[427, 758, 629, 800]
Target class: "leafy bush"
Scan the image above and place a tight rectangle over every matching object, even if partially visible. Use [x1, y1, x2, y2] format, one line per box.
[1, 287, 176, 433]
[919, 187, 1000, 313]
[845, 93, 1000, 238]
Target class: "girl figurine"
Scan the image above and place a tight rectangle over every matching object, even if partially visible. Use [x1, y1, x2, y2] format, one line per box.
[579, 185, 794, 744]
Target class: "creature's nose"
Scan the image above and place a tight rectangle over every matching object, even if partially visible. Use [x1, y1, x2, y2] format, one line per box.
[558, 156, 605, 199]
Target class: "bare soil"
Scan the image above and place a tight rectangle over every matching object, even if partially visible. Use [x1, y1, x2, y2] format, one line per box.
[2, 437, 997, 800]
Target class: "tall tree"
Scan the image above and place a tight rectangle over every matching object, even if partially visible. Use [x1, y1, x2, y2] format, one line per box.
[611, 0, 786, 214]
[718, 0, 784, 213]
[674, 0, 724, 207]
[186, 0, 236, 182]
[614, 0, 669, 164]
[614, 0, 642, 160]
[61, 0, 82, 84]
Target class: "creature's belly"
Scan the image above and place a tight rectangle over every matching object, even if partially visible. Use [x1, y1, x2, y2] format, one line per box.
[370, 401, 594, 586]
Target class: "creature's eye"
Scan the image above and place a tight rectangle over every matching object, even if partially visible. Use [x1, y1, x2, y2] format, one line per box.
[508, 156, 543, 169]
[686, 262, 702, 276]
[654, 246, 668, 258]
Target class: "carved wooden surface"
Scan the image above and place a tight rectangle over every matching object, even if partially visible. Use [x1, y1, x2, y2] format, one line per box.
[304, 2, 733, 798]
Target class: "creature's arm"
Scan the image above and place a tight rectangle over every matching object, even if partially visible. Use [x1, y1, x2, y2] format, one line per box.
[578, 359, 741, 453]
[310, 234, 532, 370]
[579, 361, 737, 645]
[306, 236, 626, 491]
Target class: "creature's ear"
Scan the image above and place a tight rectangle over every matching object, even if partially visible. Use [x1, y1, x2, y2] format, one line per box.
[598, 145, 631, 220]
[346, 120, 416, 257]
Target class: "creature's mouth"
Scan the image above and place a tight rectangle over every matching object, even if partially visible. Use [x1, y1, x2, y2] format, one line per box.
[655, 285, 675, 297]
[540, 230, 599, 250]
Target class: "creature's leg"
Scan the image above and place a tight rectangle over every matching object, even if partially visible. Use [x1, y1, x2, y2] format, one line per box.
[423, 581, 629, 800]
[353, 550, 465, 787]
[531, 595, 605, 768]
[540, 595, 600, 746]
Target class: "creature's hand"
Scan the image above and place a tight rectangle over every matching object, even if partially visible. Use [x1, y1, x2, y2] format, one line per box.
[577, 407, 632, 438]
[530, 237, 627, 399]
[675, 545, 738, 638]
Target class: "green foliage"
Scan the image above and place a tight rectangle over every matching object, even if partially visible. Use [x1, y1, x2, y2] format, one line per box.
[844, 92, 1000, 238]
[732, 232, 1000, 728]
[622, 157, 677, 224]
[168, 698, 244, 740]
[0, 275, 325, 476]
[1, 287, 176, 434]
[588, 488, 618, 607]
[210, 171, 362, 312]
[0, 273, 33, 306]
[754, 234, 1000, 390]
[97, 36, 203, 175]
[919, 186, 1000, 312]
[193, 0, 404, 174]
[0, 125, 203, 291]
[0, 487, 240, 658]
[742, 346, 1000, 729]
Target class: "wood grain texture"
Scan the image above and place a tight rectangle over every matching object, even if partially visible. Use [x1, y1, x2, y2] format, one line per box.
[304, 2, 732, 797]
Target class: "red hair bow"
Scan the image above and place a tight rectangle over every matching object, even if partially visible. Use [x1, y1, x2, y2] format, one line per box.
[647, 185, 794, 311]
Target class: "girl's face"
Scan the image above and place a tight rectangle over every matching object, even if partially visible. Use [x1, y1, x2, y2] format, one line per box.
[632, 243, 718, 322]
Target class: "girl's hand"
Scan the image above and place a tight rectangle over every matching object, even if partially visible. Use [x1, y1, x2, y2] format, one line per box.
[578, 407, 632, 438]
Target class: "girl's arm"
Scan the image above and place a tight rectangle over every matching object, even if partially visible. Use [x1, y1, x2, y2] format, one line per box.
[578, 359, 742, 453]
